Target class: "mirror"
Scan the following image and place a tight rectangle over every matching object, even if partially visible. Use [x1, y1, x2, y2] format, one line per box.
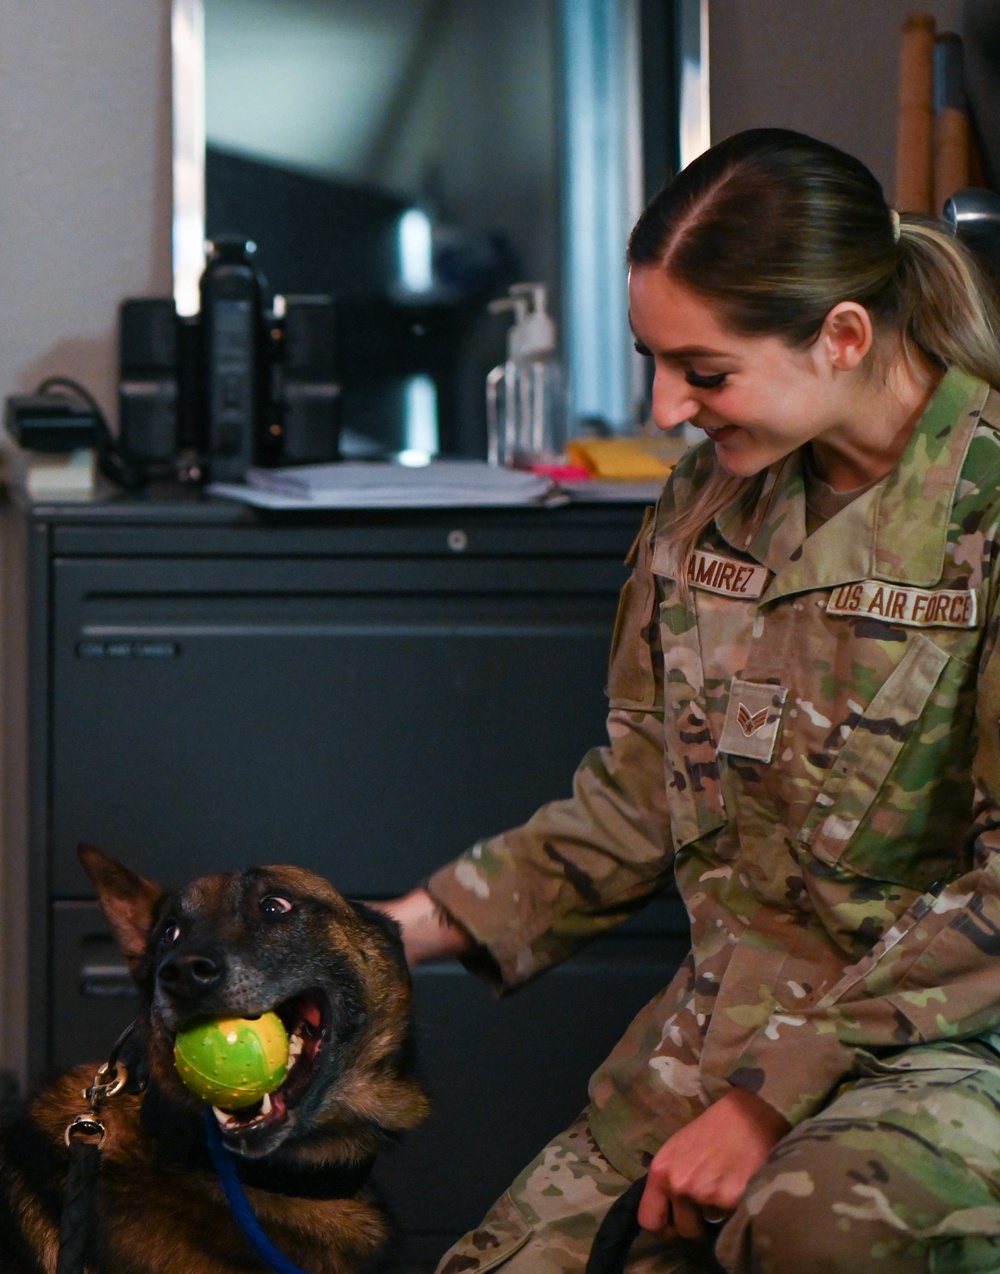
[173, 0, 709, 459]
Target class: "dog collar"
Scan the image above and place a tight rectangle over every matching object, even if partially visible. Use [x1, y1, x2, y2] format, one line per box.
[234, 1149, 375, 1201]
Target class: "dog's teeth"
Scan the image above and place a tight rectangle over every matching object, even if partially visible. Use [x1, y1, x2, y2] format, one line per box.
[259, 1092, 273, 1115]
[212, 1106, 238, 1130]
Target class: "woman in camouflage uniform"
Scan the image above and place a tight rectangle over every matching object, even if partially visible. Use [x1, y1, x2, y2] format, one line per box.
[388, 129, 1000, 1272]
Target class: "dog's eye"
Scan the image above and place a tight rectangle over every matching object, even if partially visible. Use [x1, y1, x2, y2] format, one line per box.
[260, 895, 293, 916]
[161, 921, 181, 946]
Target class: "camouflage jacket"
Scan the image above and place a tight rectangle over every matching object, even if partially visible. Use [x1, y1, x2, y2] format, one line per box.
[427, 368, 1000, 1178]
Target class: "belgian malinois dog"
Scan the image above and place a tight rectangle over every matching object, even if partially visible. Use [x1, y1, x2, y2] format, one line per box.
[0, 847, 428, 1273]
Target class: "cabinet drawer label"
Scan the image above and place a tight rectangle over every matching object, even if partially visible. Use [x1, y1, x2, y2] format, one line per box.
[76, 640, 180, 659]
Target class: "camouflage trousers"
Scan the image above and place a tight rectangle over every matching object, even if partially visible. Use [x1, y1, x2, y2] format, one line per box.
[434, 1042, 1000, 1274]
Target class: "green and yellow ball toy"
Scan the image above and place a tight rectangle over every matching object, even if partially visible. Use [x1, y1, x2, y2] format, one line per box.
[173, 1011, 290, 1109]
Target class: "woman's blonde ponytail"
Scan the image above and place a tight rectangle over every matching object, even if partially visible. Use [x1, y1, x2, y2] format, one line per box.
[895, 216, 1000, 386]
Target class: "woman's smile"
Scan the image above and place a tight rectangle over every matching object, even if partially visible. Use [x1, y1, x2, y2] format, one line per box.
[701, 423, 738, 442]
[628, 265, 936, 488]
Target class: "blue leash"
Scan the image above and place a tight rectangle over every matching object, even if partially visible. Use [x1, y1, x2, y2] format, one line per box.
[203, 1108, 310, 1274]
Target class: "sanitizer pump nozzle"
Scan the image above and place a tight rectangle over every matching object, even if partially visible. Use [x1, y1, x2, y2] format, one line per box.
[486, 283, 567, 468]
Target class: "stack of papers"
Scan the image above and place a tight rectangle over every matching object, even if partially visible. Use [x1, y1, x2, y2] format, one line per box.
[209, 461, 555, 509]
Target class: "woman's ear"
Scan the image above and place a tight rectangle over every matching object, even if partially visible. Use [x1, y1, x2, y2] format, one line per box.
[815, 302, 873, 371]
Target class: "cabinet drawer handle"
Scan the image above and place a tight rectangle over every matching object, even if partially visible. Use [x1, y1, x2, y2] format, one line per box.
[79, 964, 137, 998]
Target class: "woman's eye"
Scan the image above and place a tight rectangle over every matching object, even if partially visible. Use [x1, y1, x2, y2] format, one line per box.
[161, 921, 181, 946]
[260, 895, 293, 916]
[686, 370, 728, 390]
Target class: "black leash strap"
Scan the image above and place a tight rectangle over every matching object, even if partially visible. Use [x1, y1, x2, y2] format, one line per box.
[585, 1174, 646, 1274]
[585, 1173, 729, 1274]
[56, 1122, 104, 1274]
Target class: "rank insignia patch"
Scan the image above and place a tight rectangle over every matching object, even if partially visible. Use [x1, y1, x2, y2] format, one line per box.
[719, 679, 789, 762]
[737, 703, 771, 737]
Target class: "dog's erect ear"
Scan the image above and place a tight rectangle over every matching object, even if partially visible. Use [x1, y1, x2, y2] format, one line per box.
[78, 844, 166, 970]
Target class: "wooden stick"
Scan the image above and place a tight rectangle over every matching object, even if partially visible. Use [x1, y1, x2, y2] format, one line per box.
[935, 107, 971, 212]
[896, 13, 936, 213]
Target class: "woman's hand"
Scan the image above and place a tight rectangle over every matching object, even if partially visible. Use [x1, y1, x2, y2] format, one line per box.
[372, 888, 475, 966]
[637, 1088, 791, 1240]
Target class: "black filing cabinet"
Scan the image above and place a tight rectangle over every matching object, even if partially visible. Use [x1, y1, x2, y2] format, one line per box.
[0, 487, 688, 1261]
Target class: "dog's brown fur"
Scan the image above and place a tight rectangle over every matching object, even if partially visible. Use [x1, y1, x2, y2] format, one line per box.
[0, 848, 428, 1273]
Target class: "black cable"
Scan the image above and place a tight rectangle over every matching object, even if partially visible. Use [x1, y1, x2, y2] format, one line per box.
[32, 376, 147, 490]
[35, 376, 103, 418]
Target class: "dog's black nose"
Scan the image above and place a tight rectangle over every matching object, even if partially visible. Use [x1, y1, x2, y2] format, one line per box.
[158, 949, 224, 1000]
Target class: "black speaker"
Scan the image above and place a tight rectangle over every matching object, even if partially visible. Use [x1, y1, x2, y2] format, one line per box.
[277, 297, 341, 464]
[118, 298, 179, 464]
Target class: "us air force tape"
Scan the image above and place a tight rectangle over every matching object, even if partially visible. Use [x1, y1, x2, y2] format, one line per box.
[827, 581, 977, 629]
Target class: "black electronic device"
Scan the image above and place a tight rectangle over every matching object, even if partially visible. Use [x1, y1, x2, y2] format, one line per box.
[4, 393, 100, 452]
[118, 297, 179, 467]
[118, 239, 341, 484]
[201, 237, 266, 481]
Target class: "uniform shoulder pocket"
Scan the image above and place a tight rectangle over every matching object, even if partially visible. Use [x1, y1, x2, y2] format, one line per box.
[606, 505, 661, 711]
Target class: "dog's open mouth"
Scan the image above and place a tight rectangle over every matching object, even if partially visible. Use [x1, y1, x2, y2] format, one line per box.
[209, 989, 327, 1137]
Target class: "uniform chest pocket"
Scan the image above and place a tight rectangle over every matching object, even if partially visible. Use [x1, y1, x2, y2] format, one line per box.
[796, 632, 975, 889]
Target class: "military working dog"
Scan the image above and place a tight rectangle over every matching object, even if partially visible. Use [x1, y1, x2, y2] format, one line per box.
[0, 846, 428, 1273]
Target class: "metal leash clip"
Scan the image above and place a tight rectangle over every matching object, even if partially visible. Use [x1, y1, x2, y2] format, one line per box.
[62, 1058, 128, 1148]
[64, 1115, 106, 1148]
[82, 1058, 128, 1108]
[62, 1021, 136, 1148]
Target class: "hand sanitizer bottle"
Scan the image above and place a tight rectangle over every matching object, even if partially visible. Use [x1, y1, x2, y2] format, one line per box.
[486, 283, 567, 468]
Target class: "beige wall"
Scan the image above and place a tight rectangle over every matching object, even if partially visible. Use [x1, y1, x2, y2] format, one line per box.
[0, 0, 174, 425]
[709, 0, 964, 197]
